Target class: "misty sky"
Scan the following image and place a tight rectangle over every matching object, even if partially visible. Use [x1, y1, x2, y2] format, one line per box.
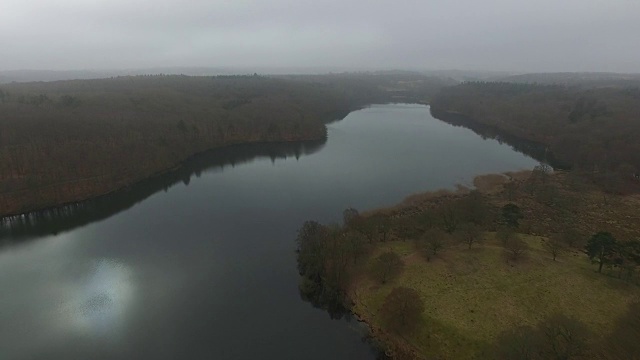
[1, 0, 639, 72]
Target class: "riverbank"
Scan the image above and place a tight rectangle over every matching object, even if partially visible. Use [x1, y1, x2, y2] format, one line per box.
[0, 74, 393, 218]
[0, 72, 454, 218]
[302, 170, 640, 359]
[429, 82, 640, 192]
[0, 139, 327, 241]
[429, 108, 569, 169]
[0, 133, 326, 219]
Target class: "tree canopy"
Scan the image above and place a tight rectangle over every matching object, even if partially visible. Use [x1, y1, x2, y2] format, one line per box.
[0, 73, 450, 216]
[431, 81, 640, 193]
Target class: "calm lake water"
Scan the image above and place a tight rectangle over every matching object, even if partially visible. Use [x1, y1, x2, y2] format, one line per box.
[0, 104, 538, 359]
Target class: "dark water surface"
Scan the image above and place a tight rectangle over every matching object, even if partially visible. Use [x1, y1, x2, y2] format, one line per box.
[0, 104, 538, 359]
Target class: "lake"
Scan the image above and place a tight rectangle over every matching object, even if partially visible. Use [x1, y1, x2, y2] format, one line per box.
[0, 104, 538, 359]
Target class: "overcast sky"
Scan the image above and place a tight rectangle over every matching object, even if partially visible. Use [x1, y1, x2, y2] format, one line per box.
[1, 0, 638, 73]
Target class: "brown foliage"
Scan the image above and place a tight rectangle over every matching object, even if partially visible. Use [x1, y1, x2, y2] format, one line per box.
[431, 82, 640, 193]
[501, 231, 528, 261]
[0, 74, 451, 216]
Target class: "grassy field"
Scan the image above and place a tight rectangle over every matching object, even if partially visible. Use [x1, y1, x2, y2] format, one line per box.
[298, 170, 640, 359]
[349, 233, 640, 359]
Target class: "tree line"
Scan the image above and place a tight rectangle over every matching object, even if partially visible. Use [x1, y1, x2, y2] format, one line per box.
[0, 73, 449, 217]
[295, 168, 640, 358]
[430, 81, 640, 192]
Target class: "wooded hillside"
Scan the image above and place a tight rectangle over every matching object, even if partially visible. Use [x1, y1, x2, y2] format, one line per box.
[0, 74, 447, 216]
[430, 82, 640, 191]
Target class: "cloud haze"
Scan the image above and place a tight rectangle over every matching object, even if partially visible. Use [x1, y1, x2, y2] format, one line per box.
[1, 0, 638, 72]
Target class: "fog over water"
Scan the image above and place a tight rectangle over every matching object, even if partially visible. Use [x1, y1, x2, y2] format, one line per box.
[1, 0, 639, 72]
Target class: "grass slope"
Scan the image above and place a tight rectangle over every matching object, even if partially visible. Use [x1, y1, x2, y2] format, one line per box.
[350, 234, 639, 359]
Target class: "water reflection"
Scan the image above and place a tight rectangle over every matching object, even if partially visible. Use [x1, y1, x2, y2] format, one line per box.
[0, 104, 538, 360]
[66, 259, 134, 337]
[0, 140, 325, 243]
[430, 108, 569, 169]
[0, 234, 136, 359]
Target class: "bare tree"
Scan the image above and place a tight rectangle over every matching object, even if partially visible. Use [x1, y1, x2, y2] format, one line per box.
[459, 223, 482, 249]
[544, 234, 566, 261]
[504, 233, 528, 261]
[418, 229, 448, 261]
[370, 251, 404, 284]
[540, 314, 590, 360]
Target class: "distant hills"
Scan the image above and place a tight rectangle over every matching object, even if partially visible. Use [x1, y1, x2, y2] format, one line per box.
[2, 68, 639, 85]
[0, 68, 237, 83]
[492, 72, 640, 87]
[0, 67, 422, 83]
[0, 70, 114, 83]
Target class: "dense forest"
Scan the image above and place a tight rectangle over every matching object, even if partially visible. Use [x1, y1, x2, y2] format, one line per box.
[430, 81, 640, 192]
[0, 73, 449, 216]
[0, 141, 325, 243]
[495, 72, 640, 87]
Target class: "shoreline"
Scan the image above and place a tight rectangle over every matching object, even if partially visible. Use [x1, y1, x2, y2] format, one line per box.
[342, 178, 496, 360]
[322, 169, 640, 359]
[1, 103, 436, 220]
[0, 101, 374, 220]
[429, 108, 569, 169]
[0, 135, 325, 220]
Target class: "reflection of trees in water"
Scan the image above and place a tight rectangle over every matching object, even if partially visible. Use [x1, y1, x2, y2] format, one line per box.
[298, 281, 351, 320]
[0, 140, 325, 244]
[298, 287, 390, 360]
[430, 109, 569, 170]
[295, 219, 389, 358]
